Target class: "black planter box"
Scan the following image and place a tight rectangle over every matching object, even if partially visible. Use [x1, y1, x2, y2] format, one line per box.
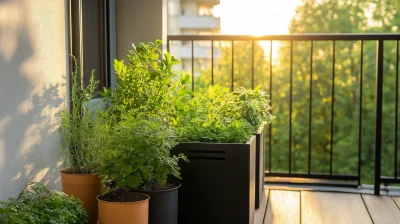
[173, 136, 256, 224]
[255, 125, 265, 209]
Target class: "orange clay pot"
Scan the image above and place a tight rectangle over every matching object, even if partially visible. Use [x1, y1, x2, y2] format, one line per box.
[97, 192, 150, 224]
[60, 168, 102, 224]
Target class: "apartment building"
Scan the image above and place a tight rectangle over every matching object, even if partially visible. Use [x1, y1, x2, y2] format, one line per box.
[168, 0, 220, 73]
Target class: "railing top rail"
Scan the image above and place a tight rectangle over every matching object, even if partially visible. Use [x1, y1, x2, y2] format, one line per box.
[167, 34, 400, 41]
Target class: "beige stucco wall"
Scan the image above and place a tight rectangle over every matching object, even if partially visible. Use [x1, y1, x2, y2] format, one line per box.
[0, 0, 67, 201]
[116, 0, 166, 60]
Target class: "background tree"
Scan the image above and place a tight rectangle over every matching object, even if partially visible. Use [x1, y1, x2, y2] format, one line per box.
[192, 0, 400, 184]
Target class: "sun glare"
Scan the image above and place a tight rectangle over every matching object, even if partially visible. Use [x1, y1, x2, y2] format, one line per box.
[213, 0, 302, 36]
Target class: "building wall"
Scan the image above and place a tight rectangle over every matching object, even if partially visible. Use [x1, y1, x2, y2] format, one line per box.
[116, 0, 165, 60]
[0, 0, 67, 201]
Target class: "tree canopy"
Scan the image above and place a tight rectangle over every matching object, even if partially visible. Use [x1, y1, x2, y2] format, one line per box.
[192, 0, 400, 184]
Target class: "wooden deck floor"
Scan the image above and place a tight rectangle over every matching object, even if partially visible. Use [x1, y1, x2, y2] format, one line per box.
[254, 187, 400, 224]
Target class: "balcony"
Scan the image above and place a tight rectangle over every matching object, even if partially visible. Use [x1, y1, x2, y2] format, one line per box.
[179, 15, 220, 29]
[255, 186, 400, 223]
[168, 34, 400, 195]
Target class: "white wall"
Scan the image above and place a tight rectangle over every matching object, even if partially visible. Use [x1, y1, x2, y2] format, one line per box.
[0, 0, 67, 201]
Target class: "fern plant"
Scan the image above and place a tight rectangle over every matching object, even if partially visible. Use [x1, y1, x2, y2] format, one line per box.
[58, 56, 111, 174]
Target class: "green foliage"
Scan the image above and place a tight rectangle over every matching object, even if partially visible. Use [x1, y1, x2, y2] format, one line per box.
[99, 40, 188, 190]
[226, 87, 275, 133]
[58, 56, 111, 174]
[174, 85, 264, 143]
[0, 182, 87, 224]
[101, 40, 188, 122]
[191, 0, 400, 183]
[269, 0, 400, 181]
[100, 115, 187, 190]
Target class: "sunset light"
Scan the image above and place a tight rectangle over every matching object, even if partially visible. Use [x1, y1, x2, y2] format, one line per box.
[213, 0, 302, 36]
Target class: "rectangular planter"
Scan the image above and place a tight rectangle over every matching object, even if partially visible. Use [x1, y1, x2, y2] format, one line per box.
[173, 136, 256, 224]
[255, 125, 265, 209]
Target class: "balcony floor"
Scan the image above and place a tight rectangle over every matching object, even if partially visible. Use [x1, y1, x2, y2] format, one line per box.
[255, 186, 400, 224]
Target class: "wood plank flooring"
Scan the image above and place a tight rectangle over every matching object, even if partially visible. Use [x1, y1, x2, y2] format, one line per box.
[254, 187, 400, 224]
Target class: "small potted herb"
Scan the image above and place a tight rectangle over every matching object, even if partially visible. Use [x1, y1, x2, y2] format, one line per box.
[98, 114, 184, 224]
[0, 182, 87, 224]
[57, 56, 111, 224]
[100, 40, 187, 224]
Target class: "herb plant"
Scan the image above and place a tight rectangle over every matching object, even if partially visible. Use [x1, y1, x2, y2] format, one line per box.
[224, 86, 275, 133]
[173, 85, 274, 143]
[0, 182, 87, 224]
[100, 114, 186, 190]
[99, 40, 188, 191]
[174, 85, 254, 143]
[101, 40, 187, 122]
[58, 56, 111, 174]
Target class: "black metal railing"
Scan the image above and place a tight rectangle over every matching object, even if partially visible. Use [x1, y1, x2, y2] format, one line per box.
[167, 34, 400, 195]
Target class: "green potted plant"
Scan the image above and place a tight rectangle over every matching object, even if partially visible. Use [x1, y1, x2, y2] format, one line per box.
[98, 114, 183, 224]
[0, 182, 87, 224]
[57, 56, 111, 224]
[172, 84, 273, 223]
[100, 40, 187, 224]
[226, 87, 274, 209]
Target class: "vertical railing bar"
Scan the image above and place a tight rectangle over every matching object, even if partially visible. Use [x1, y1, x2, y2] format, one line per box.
[252, 40, 255, 90]
[191, 40, 194, 92]
[308, 40, 314, 175]
[231, 40, 234, 92]
[358, 40, 364, 185]
[395, 40, 399, 179]
[330, 40, 335, 176]
[269, 40, 273, 173]
[289, 40, 293, 174]
[374, 39, 384, 195]
[211, 40, 214, 85]
[167, 39, 170, 52]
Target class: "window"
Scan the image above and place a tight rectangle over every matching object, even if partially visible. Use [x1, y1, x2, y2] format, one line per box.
[68, 0, 115, 92]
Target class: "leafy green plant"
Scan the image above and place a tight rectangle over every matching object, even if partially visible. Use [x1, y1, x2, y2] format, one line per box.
[0, 182, 87, 224]
[58, 56, 111, 174]
[173, 85, 275, 143]
[98, 40, 188, 192]
[100, 114, 186, 190]
[101, 40, 188, 123]
[225, 86, 275, 133]
[174, 85, 255, 143]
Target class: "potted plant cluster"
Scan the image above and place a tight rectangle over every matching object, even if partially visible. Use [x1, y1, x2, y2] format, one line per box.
[0, 182, 87, 224]
[57, 56, 112, 224]
[55, 40, 273, 224]
[98, 40, 187, 224]
[172, 84, 274, 224]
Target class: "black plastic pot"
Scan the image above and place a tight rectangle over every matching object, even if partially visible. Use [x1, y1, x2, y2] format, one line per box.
[134, 181, 180, 224]
[255, 125, 265, 209]
[173, 136, 256, 224]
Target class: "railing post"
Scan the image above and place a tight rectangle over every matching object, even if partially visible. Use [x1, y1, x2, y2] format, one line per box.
[374, 40, 384, 195]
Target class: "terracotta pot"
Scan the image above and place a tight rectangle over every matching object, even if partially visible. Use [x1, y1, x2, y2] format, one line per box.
[97, 192, 150, 224]
[60, 168, 102, 224]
